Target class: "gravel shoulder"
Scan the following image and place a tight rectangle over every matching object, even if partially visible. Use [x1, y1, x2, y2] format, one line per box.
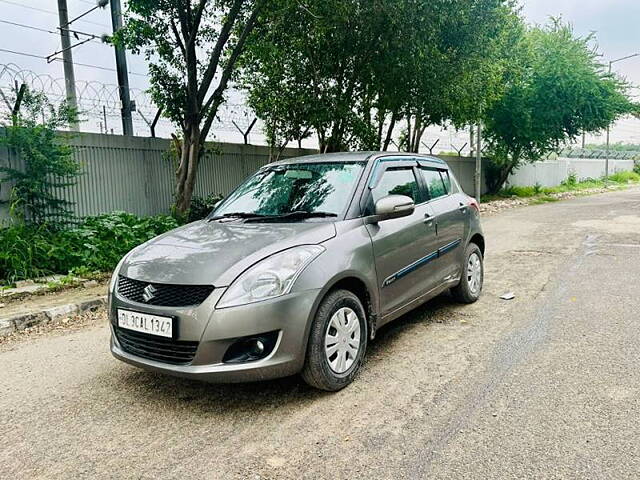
[1, 187, 639, 479]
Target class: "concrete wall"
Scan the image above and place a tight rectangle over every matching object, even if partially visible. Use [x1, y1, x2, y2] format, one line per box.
[0, 131, 635, 224]
[443, 156, 635, 195]
[507, 157, 635, 188]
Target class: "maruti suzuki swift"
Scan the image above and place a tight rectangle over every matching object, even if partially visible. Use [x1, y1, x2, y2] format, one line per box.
[109, 152, 485, 391]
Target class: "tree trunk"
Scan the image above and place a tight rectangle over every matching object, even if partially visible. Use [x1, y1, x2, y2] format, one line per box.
[174, 125, 202, 218]
[382, 111, 398, 151]
[486, 157, 518, 194]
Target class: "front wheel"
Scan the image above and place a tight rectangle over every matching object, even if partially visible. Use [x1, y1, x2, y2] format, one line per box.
[301, 289, 367, 391]
[451, 243, 484, 303]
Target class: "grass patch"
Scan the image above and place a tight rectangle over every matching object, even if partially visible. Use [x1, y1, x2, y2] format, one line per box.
[609, 170, 640, 183]
[482, 171, 639, 203]
[529, 196, 560, 205]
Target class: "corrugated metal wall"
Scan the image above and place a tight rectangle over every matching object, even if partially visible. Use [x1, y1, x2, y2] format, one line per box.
[1, 132, 314, 221]
[0, 130, 635, 224]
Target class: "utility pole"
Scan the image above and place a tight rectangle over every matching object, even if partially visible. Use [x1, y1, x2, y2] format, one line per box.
[110, 0, 134, 136]
[57, 0, 79, 131]
[475, 123, 482, 202]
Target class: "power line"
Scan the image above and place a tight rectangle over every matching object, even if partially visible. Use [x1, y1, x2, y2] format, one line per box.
[59, 59, 148, 77]
[0, 48, 148, 77]
[0, 0, 110, 29]
[0, 19, 105, 46]
[0, 48, 45, 60]
[0, 19, 58, 35]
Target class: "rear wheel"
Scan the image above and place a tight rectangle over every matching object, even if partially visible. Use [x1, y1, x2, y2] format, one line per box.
[451, 242, 483, 303]
[301, 289, 367, 391]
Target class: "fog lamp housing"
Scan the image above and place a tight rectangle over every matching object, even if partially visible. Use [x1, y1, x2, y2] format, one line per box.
[222, 331, 280, 364]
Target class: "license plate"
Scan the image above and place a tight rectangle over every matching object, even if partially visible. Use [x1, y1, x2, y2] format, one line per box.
[117, 309, 173, 338]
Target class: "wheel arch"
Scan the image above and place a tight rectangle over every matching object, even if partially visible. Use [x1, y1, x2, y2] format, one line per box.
[469, 233, 485, 256]
[310, 273, 379, 344]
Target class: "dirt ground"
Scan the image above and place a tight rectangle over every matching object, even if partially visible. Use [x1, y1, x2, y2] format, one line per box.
[1, 187, 639, 479]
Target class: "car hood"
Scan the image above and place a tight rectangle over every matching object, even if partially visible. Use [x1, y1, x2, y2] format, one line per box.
[120, 220, 337, 286]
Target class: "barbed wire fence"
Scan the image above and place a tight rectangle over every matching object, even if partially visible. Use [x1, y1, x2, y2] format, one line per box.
[0, 63, 264, 142]
[1, 62, 638, 157]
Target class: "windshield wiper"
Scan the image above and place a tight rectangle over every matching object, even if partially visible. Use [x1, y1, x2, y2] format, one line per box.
[207, 212, 269, 222]
[244, 211, 338, 222]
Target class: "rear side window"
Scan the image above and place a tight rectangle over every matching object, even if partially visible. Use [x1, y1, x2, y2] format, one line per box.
[420, 168, 448, 199]
[371, 168, 419, 204]
[440, 170, 452, 193]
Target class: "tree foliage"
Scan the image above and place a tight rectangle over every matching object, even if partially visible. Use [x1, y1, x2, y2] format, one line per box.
[0, 88, 79, 225]
[240, 0, 518, 154]
[482, 20, 638, 193]
[115, 0, 263, 218]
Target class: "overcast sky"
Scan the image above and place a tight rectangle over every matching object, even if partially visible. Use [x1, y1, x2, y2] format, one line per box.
[0, 0, 638, 144]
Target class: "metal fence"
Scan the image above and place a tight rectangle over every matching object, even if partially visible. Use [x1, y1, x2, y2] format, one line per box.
[1, 131, 636, 224]
[0, 131, 314, 223]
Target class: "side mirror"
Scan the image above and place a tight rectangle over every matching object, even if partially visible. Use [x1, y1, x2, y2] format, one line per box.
[369, 194, 415, 223]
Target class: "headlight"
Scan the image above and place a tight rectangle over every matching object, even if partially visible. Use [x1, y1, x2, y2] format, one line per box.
[217, 245, 325, 308]
[109, 253, 131, 293]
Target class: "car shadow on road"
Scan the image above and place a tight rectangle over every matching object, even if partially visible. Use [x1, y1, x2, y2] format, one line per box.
[113, 292, 459, 413]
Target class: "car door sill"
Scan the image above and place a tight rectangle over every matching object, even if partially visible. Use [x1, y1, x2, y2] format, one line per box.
[379, 277, 460, 326]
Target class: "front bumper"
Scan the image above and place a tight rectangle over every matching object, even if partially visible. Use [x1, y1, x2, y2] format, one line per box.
[109, 287, 322, 383]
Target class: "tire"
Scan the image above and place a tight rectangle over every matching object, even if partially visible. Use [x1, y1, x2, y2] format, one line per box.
[301, 289, 368, 391]
[451, 242, 484, 304]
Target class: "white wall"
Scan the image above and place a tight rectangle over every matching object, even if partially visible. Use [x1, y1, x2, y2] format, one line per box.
[506, 157, 635, 188]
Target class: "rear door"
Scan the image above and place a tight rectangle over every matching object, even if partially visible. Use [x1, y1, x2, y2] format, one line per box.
[418, 164, 466, 281]
[364, 159, 439, 317]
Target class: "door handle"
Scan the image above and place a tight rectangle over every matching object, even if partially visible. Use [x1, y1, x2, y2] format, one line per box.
[458, 202, 467, 212]
[423, 212, 434, 226]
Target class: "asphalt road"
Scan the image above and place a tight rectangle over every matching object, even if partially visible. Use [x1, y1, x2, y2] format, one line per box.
[2, 188, 639, 479]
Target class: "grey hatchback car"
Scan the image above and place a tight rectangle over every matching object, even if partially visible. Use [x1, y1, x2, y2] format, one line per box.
[109, 152, 484, 390]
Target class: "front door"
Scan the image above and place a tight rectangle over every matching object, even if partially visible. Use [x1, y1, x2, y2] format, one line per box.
[418, 166, 466, 281]
[364, 163, 439, 317]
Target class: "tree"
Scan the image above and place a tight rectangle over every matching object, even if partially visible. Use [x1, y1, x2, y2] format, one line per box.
[241, 0, 518, 153]
[482, 20, 638, 193]
[399, 0, 519, 152]
[0, 88, 79, 225]
[115, 0, 263, 218]
[241, 0, 394, 153]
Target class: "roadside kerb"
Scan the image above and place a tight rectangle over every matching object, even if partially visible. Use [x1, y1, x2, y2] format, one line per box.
[0, 296, 107, 337]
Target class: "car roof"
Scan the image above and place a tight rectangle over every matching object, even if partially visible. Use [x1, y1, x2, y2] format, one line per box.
[269, 151, 447, 167]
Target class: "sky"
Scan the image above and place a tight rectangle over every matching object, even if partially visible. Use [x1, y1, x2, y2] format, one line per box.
[0, 0, 638, 146]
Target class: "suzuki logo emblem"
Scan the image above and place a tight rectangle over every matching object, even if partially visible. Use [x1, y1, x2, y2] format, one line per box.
[142, 284, 158, 303]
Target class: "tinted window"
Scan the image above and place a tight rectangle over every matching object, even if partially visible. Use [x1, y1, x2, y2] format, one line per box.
[440, 170, 452, 193]
[446, 170, 461, 193]
[371, 168, 419, 204]
[420, 168, 447, 199]
[214, 162, 364, 216]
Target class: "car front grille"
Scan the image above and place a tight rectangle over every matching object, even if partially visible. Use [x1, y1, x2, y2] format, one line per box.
[117, 276, 214, 307]
[115, 327, 199, 365]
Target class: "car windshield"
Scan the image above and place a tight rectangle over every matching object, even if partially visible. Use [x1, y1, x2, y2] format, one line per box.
[212, 162, 365, 219]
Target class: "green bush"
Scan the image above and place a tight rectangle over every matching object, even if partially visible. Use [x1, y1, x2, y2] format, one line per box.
[561, 171, 578, 187]
[0, 212, 178, 284]
[634, 162, 640, 175]
[608, 170, 640, 183]
[188, 193, 223, 222]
